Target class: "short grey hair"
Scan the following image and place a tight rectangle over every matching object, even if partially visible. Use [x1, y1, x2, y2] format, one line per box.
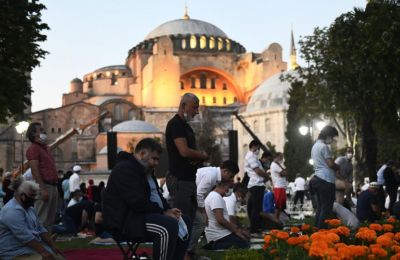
[180, 93, 199, 107]
[14, 178, 39, 197]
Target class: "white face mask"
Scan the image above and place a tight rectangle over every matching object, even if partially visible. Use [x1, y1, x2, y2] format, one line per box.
[225, 188, 233, 197]
[254, 149, 260, 156]
[346, 153, 353, 160]
[39, 133, 47, 142]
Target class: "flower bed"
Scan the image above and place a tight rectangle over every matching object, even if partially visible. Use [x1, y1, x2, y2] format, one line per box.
[262, 217, 400, 259]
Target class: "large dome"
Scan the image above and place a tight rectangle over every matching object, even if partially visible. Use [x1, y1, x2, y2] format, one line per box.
[112, 120, 161, 133]
[246, 71, 297, 113]
[145, 18, 227, 40]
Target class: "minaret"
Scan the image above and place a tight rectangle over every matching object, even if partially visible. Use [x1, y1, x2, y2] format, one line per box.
[183, 2, 190, 20]
[289, 28, 298, 70]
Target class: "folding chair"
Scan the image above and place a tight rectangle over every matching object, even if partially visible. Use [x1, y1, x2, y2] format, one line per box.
[115, 239, 141, 260]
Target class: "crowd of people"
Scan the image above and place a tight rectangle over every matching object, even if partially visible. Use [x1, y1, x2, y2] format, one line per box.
[1, 93, 400, 260]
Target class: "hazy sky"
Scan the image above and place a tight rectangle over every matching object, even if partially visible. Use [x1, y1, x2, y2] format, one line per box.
[30, 0, 366, 112]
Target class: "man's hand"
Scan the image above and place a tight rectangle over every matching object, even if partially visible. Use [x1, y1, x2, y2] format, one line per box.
[164, 208, 182, 219]
[40, 187, 49, 202]
[234, 228, 249, 240]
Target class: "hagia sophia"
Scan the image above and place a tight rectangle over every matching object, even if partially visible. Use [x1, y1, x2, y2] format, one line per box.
[0, 10, 297, 175]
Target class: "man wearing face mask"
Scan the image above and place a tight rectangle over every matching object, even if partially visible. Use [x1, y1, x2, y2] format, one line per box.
[0, 178, 64, 260]
[26, 122, 59, 233]
[270, 152, 287, 220]
[103, 138, 190, 260]
[245, 140, 268, 234]
[309, 125, 340, 229]
[187, 160, 239, 256]
[334, 147, 354, 206]
[165, 93, 208, 222]
[223, 183, 248, 227]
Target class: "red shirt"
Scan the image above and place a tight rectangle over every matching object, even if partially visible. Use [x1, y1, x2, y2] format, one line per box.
[26, 142, 58, 184]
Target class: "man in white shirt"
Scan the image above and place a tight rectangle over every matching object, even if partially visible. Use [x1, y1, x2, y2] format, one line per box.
[223, 183, 247, 227]
[204, 180, 249, 250]
[69, 165, 81, 193]
[245, 140, 268, 234]
[187, 160, 239, 255]
[270, 152, 287, 220]
[293, 173, 306, 208]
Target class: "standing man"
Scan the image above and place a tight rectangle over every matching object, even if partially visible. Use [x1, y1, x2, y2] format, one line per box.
[103, 138, 189, 260]
[293, 173, 306, 209]
[187, 160, 239, 255]
[69, 165, 81, 193]
[26, 122, 59, 232]
[270, 152, 287, 220]
[165, 93, 208, 222]
[245, 140, 268, 234]
[335, 147, 354, 206]
[383, 161, 398, 214]
[309, 125, 339, 229]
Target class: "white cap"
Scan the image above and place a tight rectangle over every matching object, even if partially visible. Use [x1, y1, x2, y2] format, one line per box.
[73, 165, 81, 172]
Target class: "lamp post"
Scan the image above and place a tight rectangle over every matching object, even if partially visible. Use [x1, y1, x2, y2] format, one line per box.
[15, 121, 29, 175]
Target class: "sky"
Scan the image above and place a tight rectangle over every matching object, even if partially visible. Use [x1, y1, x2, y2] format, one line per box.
[30, 0, 366, 112]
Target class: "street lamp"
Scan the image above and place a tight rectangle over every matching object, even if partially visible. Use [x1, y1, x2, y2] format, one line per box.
[15, 121, 29, 174]
[299, 125, 309, 136]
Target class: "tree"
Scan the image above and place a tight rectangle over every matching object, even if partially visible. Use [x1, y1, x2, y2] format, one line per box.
[294, 0, 400, 180]
[283, 80, 314, 181]
[0, 0, 49, 122]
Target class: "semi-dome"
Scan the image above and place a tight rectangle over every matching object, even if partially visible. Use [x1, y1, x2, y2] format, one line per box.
[145, 18, 227, 40]
[70, 78, 83, 83]
[112, 120, 161, 133]
[246, 71, 297, 113]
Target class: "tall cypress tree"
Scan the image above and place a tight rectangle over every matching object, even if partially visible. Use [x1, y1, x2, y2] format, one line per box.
[284, 80, 314, 181]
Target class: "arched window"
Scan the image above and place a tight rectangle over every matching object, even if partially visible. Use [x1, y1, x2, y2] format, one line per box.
[180, 81, 184, 90]
[223, 97, 227, 104]
[211, 78, 216, 89]
[202, 96, 206, 104]
[233, 97, 238, 103]
[181, 38, 187, 49]
[213, 97, 217, 104]
[114, 104, 124, 121]
[200, 74, 207, 89]
[200, 36, 207, 49]
[253, 120, 259, 133]
[111, 74, 118, 85]
[226, 39, 231, 51]
[209, 37, 215, 49]
[223, 83, 227, 90]
[190, 35, 197, 49]
[217, 38, 223, 50]
[128, 109, 137, 120]
[191, 78, 196, 88]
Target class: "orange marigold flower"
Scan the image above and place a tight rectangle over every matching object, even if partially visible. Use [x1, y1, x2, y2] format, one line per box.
[309, 241, 329, 257]
[387, 217, 397, 223]
[368, 254, 377, 260]
[290, 226, 300, 233]
[376, 234, 393, 247]
[383, 224, 394, 232]
[264, 235, 271, 244]
[349, 245, 369, 256]
[274, 231, 289, 240]
[287, 235, 309, 246]
[303, 242, 311, 251]
[356, 228, 377, 242]
[301, 224, 310, 231]
[395, 232, 400, 241]
[325, 219, 342, 226]
[384, 232, 395, 239]
[270, 249, 278, 254]
[392, 245, 400, 253]
[336, 226, 350, 237]
[369, 223, 383, 232]
[326, 232, 340, 243]
[391, 253, 400, 260]
[335, 243, 347, 248]
[371, 247, 388, 257]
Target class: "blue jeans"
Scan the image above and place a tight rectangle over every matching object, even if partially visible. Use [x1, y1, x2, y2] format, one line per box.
[212, 233, 249, 250]
[310, 176, 335, 229]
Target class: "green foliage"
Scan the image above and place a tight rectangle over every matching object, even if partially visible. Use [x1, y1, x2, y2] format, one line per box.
[284, 80, 314, 181]
[0, 0, 49, 122]
[294, 0, 400, 179]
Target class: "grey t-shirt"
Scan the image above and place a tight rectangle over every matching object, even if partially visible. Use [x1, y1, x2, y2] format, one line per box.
[311, 140, 335, 183]
[335, 156, 353, 182]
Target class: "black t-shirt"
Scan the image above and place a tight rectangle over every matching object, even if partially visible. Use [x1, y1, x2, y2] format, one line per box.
[356, 190, 379, 222]
[165, 114, 197, 182]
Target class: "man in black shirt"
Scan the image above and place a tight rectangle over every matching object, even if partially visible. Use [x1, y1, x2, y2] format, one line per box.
[356, 182, 381, 222]
[166, 93, 208, 224]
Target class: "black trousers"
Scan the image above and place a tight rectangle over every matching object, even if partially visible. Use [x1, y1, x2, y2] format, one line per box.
[294, 190, 305, 206]
[144, 214, 190, 260]
[386, 187, 398, 214]
[247, 186, 265, 233]
[310, 176, 335, 229]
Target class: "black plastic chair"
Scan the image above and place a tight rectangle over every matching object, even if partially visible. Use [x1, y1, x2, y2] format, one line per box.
[115, 239, 141, 260]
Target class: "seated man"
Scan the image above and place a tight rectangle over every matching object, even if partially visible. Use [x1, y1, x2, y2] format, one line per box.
[223, 182, 247, 227]
[64, 200, 94, 233]
[0, 178, 64, 260]
[103, 138, 189, 260]
[260, 189, 283, 229]
[204, 180, 249, 250]
[356, 182, 381, 222]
